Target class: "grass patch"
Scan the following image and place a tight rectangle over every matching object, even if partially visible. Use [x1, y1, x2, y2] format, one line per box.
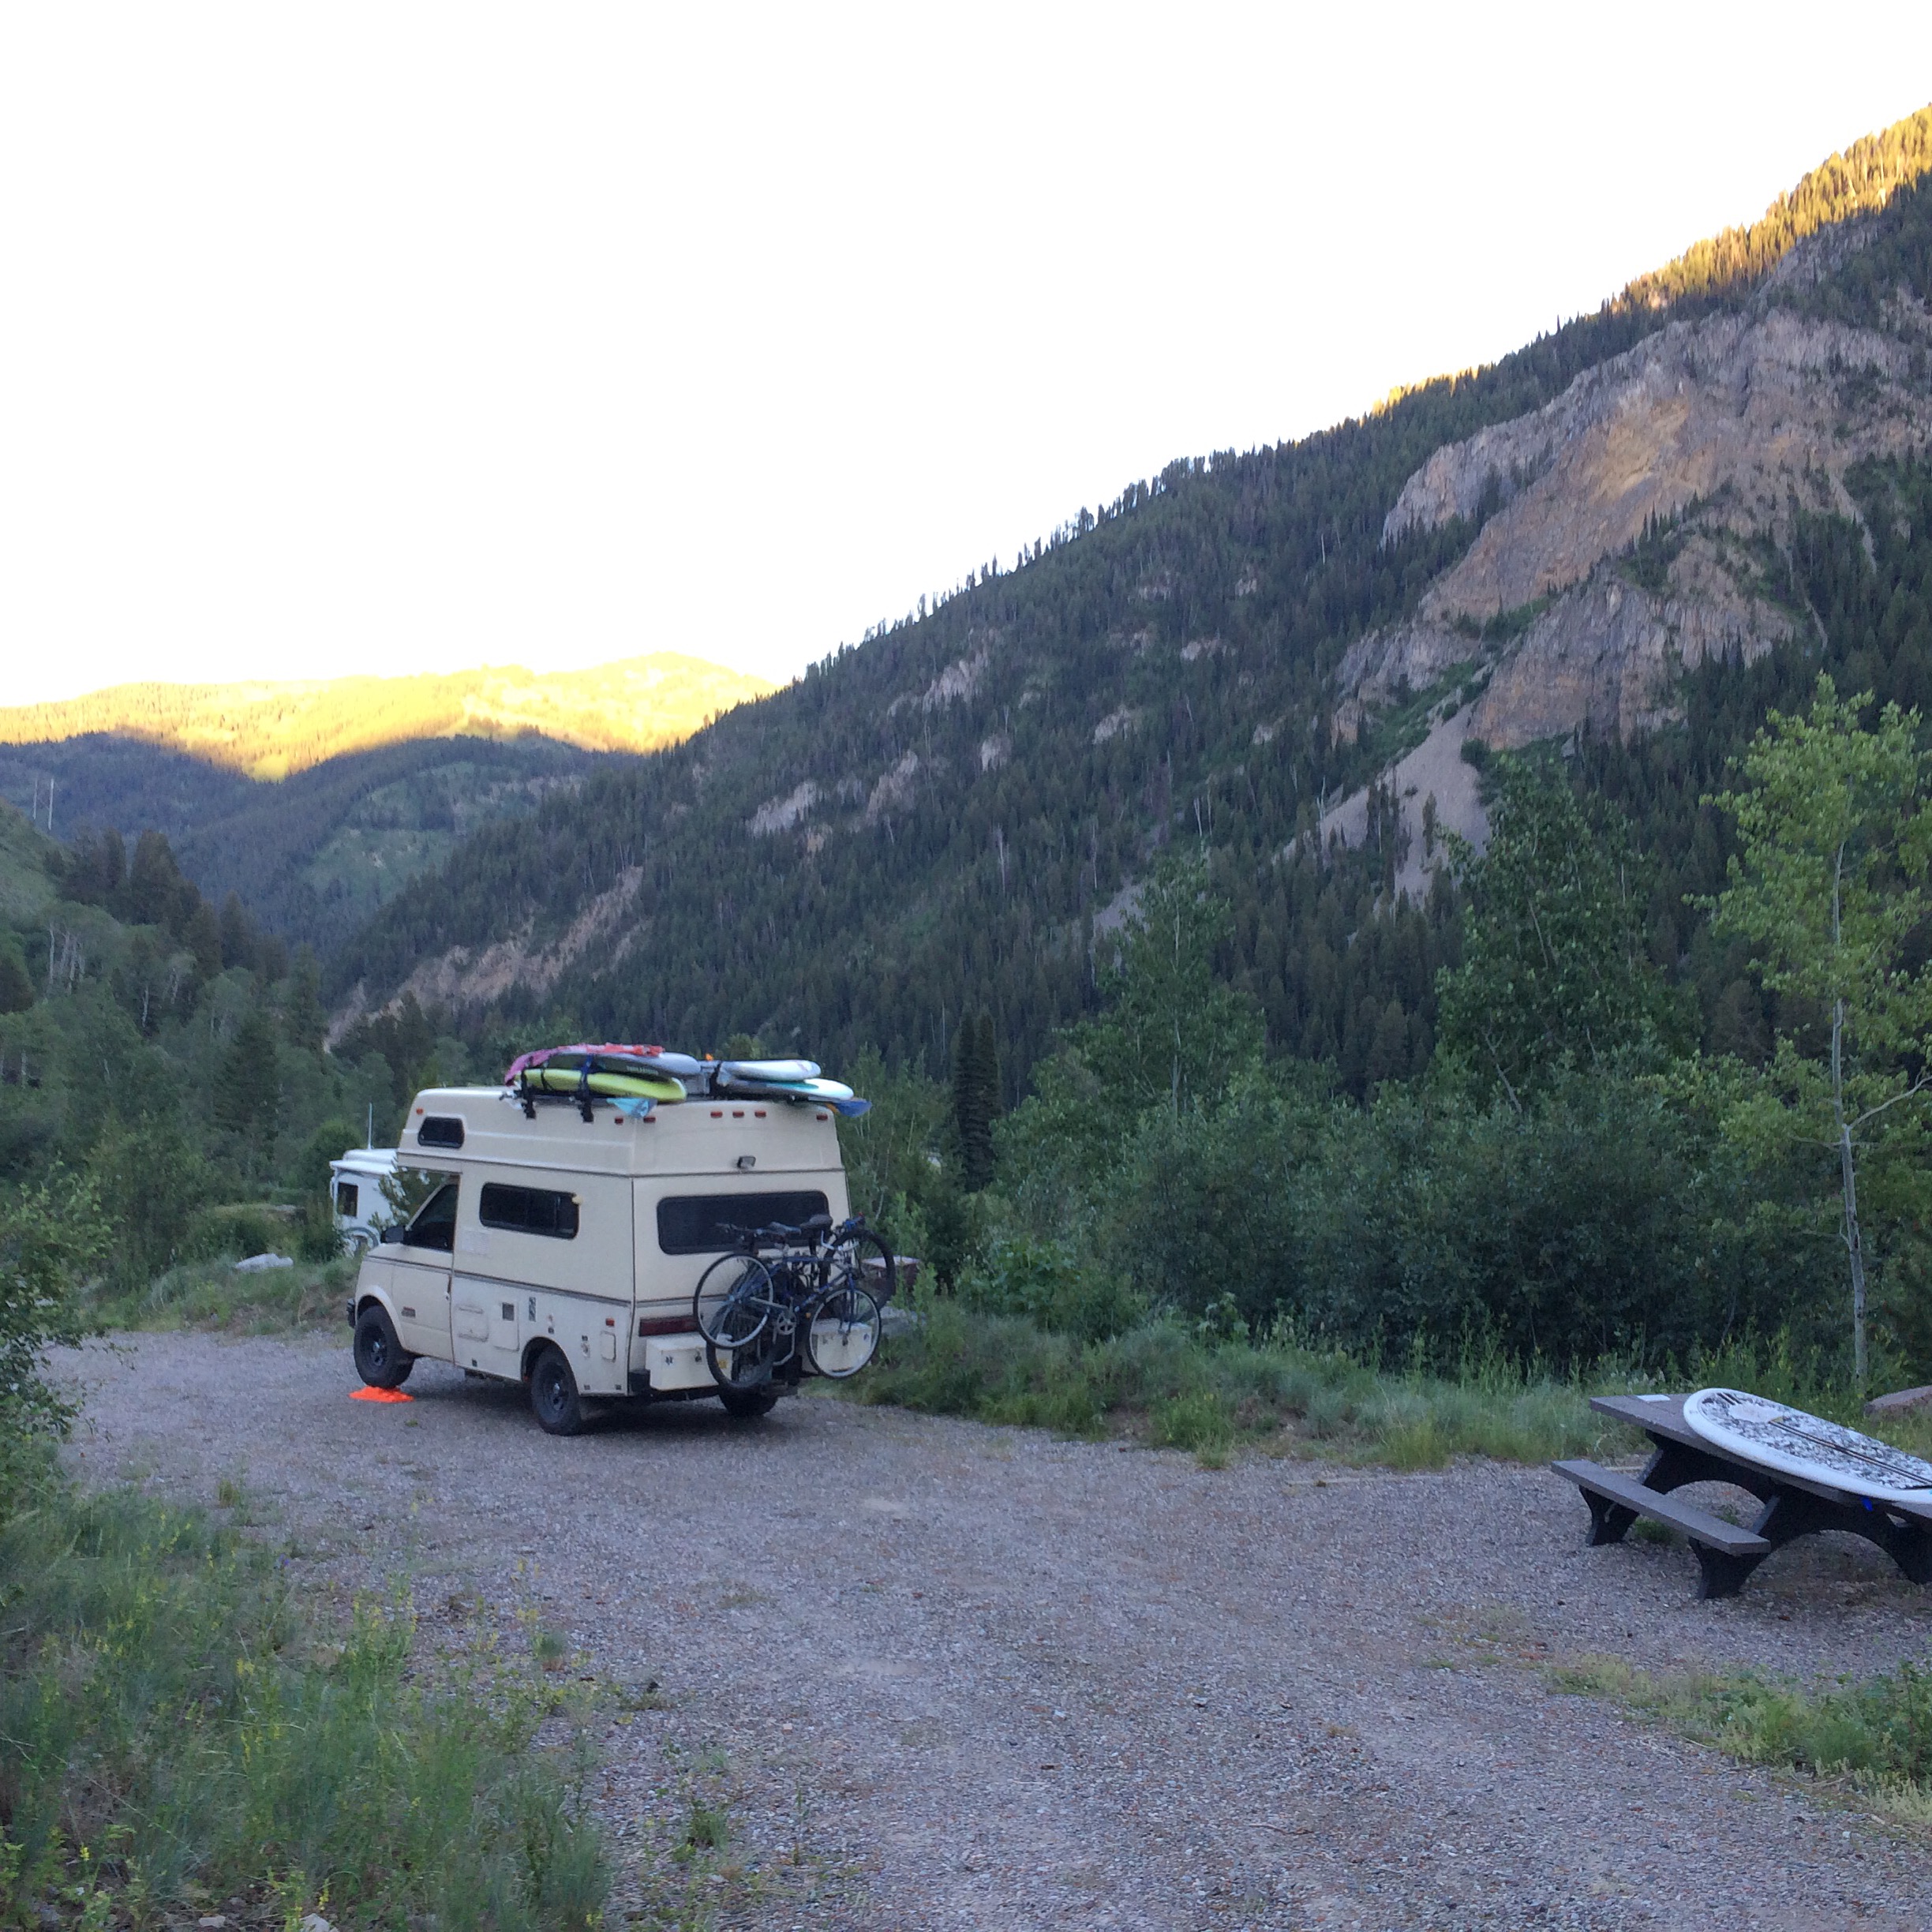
[1552, 1655, 1932, 1826]
[854, 1295, 1641, 1466]
[853, 1295, 1932, 1470]
[84, 1254, 354, 1335]
[0, 1478, 607, 1926]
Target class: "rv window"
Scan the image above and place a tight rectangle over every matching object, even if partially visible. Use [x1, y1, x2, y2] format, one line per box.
[418, 1116, 466, 1149]
[335, 1181, 360, 1218]
[657, 1191, 830, 1256]
[479, 1183, 580, 1240]
[404, 1181, 459, 1252]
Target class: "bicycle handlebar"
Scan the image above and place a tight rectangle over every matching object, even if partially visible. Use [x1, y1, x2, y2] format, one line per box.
[717, 1214, 870, 1252]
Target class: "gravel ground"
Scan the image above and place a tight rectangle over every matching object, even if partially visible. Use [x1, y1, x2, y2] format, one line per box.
[54, 1330, 1932, 1930]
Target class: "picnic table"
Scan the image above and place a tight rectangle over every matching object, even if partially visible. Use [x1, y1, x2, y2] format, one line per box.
[1552, 1392, 1932, 1600]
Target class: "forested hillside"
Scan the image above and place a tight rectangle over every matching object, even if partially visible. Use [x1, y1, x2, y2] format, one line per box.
[0, 733, 618, 951]
[333, 110, 1932, 1103]
[0, 802, 435, 1282]
[9, 108, 1932, 1395]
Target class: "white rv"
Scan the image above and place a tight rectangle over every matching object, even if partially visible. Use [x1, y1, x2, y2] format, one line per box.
[346, 1084, 855, 1432]
[329, 1146, 400, 1253]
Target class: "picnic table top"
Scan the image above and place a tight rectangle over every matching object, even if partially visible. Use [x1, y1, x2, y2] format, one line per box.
[1590, 1391, 1932, 1524]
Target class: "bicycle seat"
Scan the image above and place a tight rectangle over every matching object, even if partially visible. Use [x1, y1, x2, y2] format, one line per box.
[802, 1212, 833, 1234]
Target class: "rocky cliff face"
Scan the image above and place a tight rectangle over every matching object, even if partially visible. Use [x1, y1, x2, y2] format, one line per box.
[1324, 285, 1932, 878]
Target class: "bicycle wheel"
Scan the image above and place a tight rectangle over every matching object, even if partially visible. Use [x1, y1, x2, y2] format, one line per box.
[836, 1229, 897, 1305]
[707, 1320, 777, 1392]
[694, 1252, 774, 1347]
[805, 1283, 882, 1380]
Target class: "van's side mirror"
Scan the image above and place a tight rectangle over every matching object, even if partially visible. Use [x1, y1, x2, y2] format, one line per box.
[379, 1223, 405, 1245]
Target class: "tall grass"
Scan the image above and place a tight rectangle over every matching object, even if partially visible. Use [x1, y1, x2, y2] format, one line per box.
[856, 1293, 1930, 1469]
[0, 1481, 606, 1927]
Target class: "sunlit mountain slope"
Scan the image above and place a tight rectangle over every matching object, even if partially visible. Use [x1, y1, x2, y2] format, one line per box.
[0, 653, 775, 781]
[326, 104, 1932, 1101]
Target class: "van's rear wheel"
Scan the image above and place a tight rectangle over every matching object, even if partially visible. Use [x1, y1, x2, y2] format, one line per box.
[353, 1305, 414, 1388]
[717, 1384, 778, 1420]
[529, 1345, 585, 1436]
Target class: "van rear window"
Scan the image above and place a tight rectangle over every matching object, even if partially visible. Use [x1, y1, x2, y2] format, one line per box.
[657, 1191, 830, 1255]
[418, 1116, 465, 1149]
[479, 1183, 580, 1240]
[335, 1181, 360, 1217]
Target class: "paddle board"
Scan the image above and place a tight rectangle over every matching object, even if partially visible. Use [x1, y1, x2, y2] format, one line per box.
[505, 1043, 704, 1081]
[1683, 1387, 1932, 1503]
[712, 1077, 854, 1102]
[735, 1076, 854, 1101]
[522, 1067, 687, 1103]
[636, 1050, 706, 1079]
[717, 1059, 821, 1085]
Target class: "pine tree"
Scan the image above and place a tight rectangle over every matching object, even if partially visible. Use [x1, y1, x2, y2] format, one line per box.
[219, 892, 255, 972]
[0, 936, 35, 1014]
[953, 1011, 997, 1191]
[213, 1009, 280, 1173]
[972, 1012, 1001, 1164]
[283, 945, 326, 1055]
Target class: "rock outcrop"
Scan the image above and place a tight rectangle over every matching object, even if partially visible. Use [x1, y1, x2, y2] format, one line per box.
[1324, 294, 1932, 884]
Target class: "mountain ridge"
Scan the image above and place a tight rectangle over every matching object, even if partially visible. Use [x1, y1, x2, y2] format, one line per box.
[312, 104, 1932, 1099]
[0, 652, 775, 781]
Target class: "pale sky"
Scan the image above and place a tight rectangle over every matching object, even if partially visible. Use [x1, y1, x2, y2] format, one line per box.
[2, 4, 1930, 706]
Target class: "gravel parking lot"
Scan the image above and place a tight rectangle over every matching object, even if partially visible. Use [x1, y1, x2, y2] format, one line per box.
[57, 1331, 1932, 1930]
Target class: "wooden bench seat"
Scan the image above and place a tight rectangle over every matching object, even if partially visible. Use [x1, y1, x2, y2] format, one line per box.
[1552, 1458, 1769, 1597]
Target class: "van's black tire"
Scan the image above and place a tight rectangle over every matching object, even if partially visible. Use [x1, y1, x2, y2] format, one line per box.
[353, 1305, 414, 1388]
[529, 1345, 586, 1436]
[717, 1384, 779, 1420]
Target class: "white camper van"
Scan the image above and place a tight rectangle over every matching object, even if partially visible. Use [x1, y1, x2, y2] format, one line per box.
[346, 1084, 860, 1432]
[329, 1146, 400, 1253]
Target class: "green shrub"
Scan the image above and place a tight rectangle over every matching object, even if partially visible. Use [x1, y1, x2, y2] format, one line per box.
[860, 1297, 1106, 1436]
[960, 1233, 1146, 1342]
[179, 1203, 304, 1268]
[0, 1168, 107, 1448]
[855, 1296, 1643, 1466]
[1150, 1390, 1232, 1458]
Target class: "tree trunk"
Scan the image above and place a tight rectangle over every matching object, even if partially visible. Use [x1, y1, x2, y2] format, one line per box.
[1828, 845, 1868, 1387]
[1832, 990, 1869, 1387]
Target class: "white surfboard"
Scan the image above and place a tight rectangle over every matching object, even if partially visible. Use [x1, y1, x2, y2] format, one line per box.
[1683, 1387, 1932, 1503]
[717, 1059, 821, 1085]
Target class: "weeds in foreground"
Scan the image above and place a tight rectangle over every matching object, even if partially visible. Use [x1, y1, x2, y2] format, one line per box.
[853, 1294, 1932, 1470]
[0, 1481, 607, 1928]
[1552, 1655, 1932, 1827]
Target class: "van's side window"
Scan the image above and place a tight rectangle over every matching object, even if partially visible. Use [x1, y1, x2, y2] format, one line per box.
[657, 1191, 830, 1256]
[480, 1183, 580, 1240]
[335, 1181, 360, 1217]
[418, 1116, 466, 1149]
[405, 1181, 459, 1252]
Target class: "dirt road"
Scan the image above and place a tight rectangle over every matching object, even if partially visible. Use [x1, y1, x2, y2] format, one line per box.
[58, 1332, 1932, 1929]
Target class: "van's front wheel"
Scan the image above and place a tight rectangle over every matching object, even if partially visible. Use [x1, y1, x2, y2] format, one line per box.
[353, 1305, 414, 1389]
[529, 1345, 586, 1436]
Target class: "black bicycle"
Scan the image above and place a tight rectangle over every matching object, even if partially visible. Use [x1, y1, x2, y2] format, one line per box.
[691, 1215, 893, 1395]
